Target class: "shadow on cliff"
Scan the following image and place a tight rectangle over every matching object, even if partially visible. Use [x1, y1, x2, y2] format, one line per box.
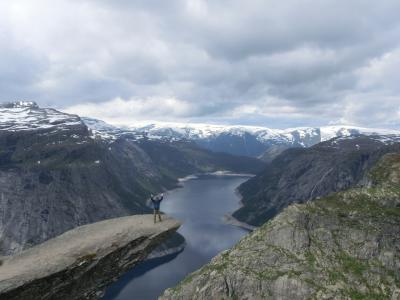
[102, 250, 183, 300]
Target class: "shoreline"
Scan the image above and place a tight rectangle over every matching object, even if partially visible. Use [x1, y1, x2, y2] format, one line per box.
[177, 170, 254, 183]
[223, 187, 257, 231]
[203, 170, 255, 177]
[223, 214, 256, 231]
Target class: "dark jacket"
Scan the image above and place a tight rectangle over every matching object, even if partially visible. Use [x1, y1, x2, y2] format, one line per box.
[151, 195, 163, 210]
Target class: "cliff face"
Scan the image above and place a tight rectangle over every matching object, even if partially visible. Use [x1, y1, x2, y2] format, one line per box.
[234, 135, 400, 226]
[0, 215, 181, 300]
[0, 123, 165, 254]
[161, 154, 400, 300]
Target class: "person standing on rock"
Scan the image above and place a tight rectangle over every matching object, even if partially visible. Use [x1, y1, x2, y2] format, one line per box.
[151, 193, 164, 223]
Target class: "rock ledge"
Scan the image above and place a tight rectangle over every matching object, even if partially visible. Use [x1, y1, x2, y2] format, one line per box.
[0, 215, 180, 300]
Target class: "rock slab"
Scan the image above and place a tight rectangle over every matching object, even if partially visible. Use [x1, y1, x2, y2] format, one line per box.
[0, 215, 181, 300]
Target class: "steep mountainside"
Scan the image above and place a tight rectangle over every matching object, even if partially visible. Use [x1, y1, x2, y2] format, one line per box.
[0, 102, 264, 255]
[84, 118, 400, 160]
[161, 153, 400, 300]
[233, 135, 400, 226]
[136, 139, 265, 178]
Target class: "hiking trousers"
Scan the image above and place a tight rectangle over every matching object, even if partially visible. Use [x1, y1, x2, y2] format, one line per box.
[154, 209, 162, 223]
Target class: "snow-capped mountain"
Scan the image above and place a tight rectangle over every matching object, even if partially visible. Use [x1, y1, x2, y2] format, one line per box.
[82, 117, 140, 141]
[81, 118, 400, 159]
[0, 101, 83, 132]
[126, 122, 399, 145]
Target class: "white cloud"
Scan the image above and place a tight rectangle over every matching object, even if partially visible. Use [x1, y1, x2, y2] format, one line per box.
[357, 49, 400, 93]
[64, 97, 197, 125]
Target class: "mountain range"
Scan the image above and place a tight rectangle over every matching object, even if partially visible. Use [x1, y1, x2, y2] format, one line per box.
[83, 117, 400, 161]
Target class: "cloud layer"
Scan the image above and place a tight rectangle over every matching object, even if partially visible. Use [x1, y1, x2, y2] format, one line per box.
[1, 0, 399, 128]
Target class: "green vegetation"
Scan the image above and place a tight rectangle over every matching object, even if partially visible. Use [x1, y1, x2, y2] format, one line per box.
[345, 289, 390, 300]
[336, 252, 368, 277]
[368, 153, 400, 186]
[304, 250, 317, 266]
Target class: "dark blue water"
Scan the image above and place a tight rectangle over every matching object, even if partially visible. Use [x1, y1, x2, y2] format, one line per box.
[103, 175, 250, 300]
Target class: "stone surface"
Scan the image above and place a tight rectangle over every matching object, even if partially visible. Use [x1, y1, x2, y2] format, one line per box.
[0, 214, 180, 300]
[161, 154, 400, 300]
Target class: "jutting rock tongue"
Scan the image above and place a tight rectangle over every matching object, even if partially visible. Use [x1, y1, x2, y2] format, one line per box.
[0, 215, 181, 300]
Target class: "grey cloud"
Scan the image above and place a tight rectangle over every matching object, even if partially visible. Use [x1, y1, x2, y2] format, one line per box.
[170, 1, 400, 60]
[0, 0, 399, 128]
[0, 31, 48, 100]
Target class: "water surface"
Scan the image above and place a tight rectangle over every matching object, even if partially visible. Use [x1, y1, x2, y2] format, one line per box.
[103, 175, 250, 300]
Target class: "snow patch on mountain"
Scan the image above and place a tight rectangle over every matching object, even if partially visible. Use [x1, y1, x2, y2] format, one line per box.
[319, 125, 400, 141]
[82, 118, 122, 141]
[82, 117, 145, 141]
[0, 101, 82, 132]
[126, 121, 302, 143]
[120, 121, 400, 145]
[81, 118, 400, 147]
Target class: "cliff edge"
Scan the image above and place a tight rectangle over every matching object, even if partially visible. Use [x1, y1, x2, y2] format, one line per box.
[0, 215, 181, 300]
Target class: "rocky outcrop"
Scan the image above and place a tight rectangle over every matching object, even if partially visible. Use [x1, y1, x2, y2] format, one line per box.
[234, 135, 400, 226]
[161, 154, 400, 300]
[0, 215, 181, 300]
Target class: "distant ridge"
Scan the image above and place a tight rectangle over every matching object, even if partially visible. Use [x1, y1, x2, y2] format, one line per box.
[83, 117, 400, 159]
[84, 118, 400, 143]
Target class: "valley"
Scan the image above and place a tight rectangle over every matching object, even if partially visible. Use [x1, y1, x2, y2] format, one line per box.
[0, 101, 399, 299]
[103, 174, 250, 300]
[0, 102, 263, 255]
[2, 2, 400, 299]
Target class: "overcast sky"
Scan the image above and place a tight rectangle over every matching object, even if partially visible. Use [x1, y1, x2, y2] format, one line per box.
[1, 0, 399, 128]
